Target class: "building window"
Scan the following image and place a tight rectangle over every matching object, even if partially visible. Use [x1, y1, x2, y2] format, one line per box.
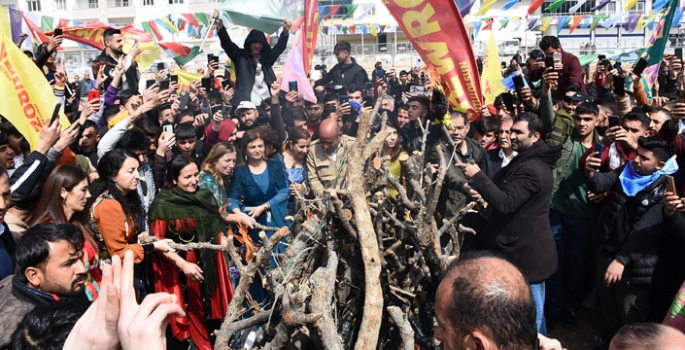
[54, 0, 66, 10]
[142, 0, 153, 6]
[88, 0, 98, 8]
[26, 0, 41, 11]
[115, 0, 129, 6]
[168, 0, 183, 4]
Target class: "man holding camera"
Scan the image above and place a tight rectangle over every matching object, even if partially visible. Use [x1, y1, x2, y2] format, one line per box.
[530, 36, 585, 95]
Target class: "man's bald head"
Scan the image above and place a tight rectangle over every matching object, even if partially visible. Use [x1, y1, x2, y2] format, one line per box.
[435, 252, 537, 350]
[610, 323, 685, 350]
[318, 119, 341, 154]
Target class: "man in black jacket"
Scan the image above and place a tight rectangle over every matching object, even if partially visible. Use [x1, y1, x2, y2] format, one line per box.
[214, 10, 291, 106]
[585, 137, 678, 341]
[91, 28, 140, 91]
[458, 112, 560, 336]
[0, 224, 87, 348]
[315, 41, 369, 90]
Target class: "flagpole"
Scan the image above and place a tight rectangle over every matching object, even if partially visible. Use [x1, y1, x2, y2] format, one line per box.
[199, 18, 216, 53]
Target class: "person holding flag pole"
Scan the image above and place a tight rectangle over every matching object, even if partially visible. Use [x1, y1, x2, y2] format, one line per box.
[213, 9, 291, 107]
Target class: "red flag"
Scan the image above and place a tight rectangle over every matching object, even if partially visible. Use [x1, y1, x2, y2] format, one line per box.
[382, 0, 482, 119]
[528, 0, 546, 15]
[44, 23, 153, 50]
[325, 5, 341, 19]
[482, 19, 494, 30]
[145, 20, 164, 42]
[21, 12, 49, 43]
[182, 13, 200, 27]
[569, 15, 585, 33]
[303, 0, 319, 74]
[58, 18, 70, 28]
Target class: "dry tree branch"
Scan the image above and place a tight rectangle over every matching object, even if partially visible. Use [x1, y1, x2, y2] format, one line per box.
[349, 108, 384, 350]
[215, 227, 290, 349]
[387, 306, 415, 350]
[310, 247, 343, 350]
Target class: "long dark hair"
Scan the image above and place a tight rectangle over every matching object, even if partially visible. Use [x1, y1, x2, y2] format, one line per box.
[29, 165, 89, 227]
[164, 155, 197, 189]
[89, 148, 142, 217]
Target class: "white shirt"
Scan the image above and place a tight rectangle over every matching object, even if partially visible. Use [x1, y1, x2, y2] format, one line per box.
[499, 148, 518, 168]
[250, 61, 271, 105]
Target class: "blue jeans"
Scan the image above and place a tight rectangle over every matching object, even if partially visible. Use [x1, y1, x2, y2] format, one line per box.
[546, 209, 592, 317]
[530, 281, 547, 336]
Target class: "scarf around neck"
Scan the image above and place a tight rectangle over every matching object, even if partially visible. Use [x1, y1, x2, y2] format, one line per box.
[148, 186, 225, 299]
[619, 156, 678, 197]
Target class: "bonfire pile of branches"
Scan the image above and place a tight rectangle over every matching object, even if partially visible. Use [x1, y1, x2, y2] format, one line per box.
[152, 95, 477, 349]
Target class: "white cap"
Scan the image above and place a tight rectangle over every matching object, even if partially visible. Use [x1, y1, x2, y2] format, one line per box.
[235, 101, 257, 115]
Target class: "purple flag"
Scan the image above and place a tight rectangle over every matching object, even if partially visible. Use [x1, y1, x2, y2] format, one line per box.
[624, 12, 641, 32]
[456, 0, 476, 16]
[9, 8, 23, 43]
[528, 17, 539, 30]
[591, 0, 611, 11]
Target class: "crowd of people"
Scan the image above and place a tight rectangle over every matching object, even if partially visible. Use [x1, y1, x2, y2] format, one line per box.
[2, 6, 685, 349]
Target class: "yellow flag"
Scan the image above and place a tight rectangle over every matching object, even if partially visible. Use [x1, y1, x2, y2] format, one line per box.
[173, 67, 203, 91]
[0, 8, 11, 40]
[107, 110, 129, 129]
[481, 32, 506, 105]
[0, 33, 70, 150]
[540, 17, 554, 31]
[636, 13, 646, 28]
[477, 0, 498, 16]
[123, 41, 162, 72]
[624, 0, 638, 11]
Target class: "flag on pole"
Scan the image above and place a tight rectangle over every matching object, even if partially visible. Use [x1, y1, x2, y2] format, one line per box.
[0, 33, 70, 150]
[481, 32, 506, 104]
[383, 0, 483, 119]
[643, 0, 678, 66]
[303, 0, 319, 74]
[159, 42, 202, 65]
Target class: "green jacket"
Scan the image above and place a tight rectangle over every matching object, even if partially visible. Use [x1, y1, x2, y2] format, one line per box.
[540, 90, 599, 194]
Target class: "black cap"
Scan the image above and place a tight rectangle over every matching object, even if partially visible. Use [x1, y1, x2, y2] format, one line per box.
[568, 92, 592, 103]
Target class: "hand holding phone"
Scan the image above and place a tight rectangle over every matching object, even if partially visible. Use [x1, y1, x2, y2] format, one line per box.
[88, 89, 100, 102]
[667, 175, 678, 195]
[201, 77, 212, 92]
[608, 115, 620, 128]
[613, 76, 626, 96]
[162, 124, 174, 140]
[288, 81, 298, 92]
[632, 58, 648, 76]
[50, 103, 61, 125]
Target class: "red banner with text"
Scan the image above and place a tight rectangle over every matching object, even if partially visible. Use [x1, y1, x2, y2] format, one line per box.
[303, 0, 319, 74]
[382, 0, 482, 119]
[46, 23, 153, 51]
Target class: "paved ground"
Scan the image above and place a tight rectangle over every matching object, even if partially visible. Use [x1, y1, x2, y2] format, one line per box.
[548, 307, 605, 350]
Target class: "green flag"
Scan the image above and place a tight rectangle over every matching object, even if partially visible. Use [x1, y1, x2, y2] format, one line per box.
[544, 0, 566, 12]
[218, 0, 303, 33]
[195, 12, 209, 27]
[579, 54, 599, 67]
[500, 18, 510, 28]
[342, 4, 359, 20]
[590, 14, 607, 31]
[643, 0, 678, 66]
[40, 16, 54, 31]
